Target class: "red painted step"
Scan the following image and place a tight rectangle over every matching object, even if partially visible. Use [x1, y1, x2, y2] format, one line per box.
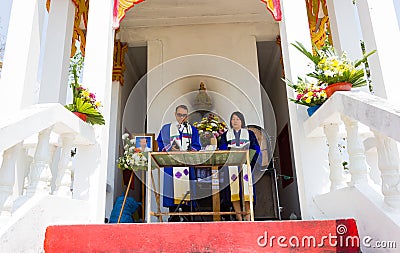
[44, 219, 360, 252]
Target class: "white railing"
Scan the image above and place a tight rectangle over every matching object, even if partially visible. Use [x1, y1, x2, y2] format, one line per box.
[304, 90, 400, 252]
[0, 103, 97, 251]
[304, 90, 400, 209]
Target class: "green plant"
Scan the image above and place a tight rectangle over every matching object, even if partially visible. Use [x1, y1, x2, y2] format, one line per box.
[292, 41, 376, 88]
[65, 52, 105, 125]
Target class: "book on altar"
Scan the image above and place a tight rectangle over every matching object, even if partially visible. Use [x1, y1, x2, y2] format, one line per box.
[168, 139, 181, 151]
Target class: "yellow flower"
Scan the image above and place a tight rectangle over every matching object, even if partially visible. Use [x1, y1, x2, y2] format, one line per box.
[82, 90, 90, 98]
[305, 97, 312, 104]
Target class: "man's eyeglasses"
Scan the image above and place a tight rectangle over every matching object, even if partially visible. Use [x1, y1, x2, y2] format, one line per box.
[176, 113, 187, 118]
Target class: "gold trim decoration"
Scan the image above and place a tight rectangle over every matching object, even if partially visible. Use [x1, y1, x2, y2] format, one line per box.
[46, 0, 51, 12]
[305, 0, 332, 49]
[71, 0, 89, 57]
[112, 40, 129, 85]
[276, 35, 285, 79]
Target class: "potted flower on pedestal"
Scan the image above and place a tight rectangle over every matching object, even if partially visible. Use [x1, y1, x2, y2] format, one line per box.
[64, 53, 105, 125]
[292, 41, 375, 97]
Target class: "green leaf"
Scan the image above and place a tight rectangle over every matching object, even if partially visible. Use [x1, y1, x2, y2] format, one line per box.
[291, 41, 320, 65]
[71, 97, 105, 125]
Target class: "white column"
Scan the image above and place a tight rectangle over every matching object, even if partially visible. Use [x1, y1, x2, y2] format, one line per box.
[26, 128, 53, 196]
[326, 0, 363, 59]
[342, 115, 369, 186]
[279, 0, 319, 218]
[54, 134, 74, 197]
[105, 81, 120, 218]
[0, 144, 22, 215]
[324, 123, 346, 191]
[374, 132, 400, 209]
[355, 0, 400, 103]
[39, 0, 75, 104]
[0, 0, 46, 113]
[82, 0, 115, 223]
[279, 1, 313, 83]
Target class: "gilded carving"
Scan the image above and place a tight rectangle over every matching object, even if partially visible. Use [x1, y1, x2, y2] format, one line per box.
[305, 0, 332, 49]
[112, 40, 129, 85]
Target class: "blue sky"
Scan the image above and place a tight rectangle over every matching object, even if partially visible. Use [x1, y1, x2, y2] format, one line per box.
[0, 0, 12, 38]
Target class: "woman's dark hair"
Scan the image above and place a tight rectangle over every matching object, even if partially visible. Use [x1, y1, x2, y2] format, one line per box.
[230, 111, 246, 128]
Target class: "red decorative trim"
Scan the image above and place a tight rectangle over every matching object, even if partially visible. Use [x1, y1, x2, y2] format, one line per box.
[113, 0, 146, 29]
[260, 0, 282, 22]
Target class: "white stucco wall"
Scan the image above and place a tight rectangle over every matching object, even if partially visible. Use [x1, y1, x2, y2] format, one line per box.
[131, 23, 278, 133]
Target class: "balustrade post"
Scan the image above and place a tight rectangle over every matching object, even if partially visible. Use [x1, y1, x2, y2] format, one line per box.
[54, 134, 75, 197]
[342, 115, 369, 186]
[0, 143, 22, 216]
[373, 132, 400, 209]
[323, 123, 346, 191]
[26, 128, 53, 196]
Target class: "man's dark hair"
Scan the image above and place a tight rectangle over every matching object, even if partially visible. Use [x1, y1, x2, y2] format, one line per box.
[175, 104, 188, 112]
[230, 111, 246, 128]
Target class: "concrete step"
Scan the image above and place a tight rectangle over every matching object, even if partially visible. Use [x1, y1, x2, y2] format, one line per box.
[44, 219, 360, 252]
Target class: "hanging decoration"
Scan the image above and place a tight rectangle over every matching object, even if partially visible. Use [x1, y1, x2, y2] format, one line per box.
[113, 0, 145, 29]
[260, 0, 282, 21]
[305, 0, 332, 49]
[112, 40, 129, 85]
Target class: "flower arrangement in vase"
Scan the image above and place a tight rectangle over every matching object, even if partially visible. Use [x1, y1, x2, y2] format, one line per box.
[193, 113, 227, 147]
[292, 41, 376, 97]
[64, 52, 105, 125]
[284, 77, 327, 116]
[117, 133, 148, 170]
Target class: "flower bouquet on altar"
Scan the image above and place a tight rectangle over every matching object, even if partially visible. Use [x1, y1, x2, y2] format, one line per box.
[193, 113, 227, 148]
[64, 52, 105, 125]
